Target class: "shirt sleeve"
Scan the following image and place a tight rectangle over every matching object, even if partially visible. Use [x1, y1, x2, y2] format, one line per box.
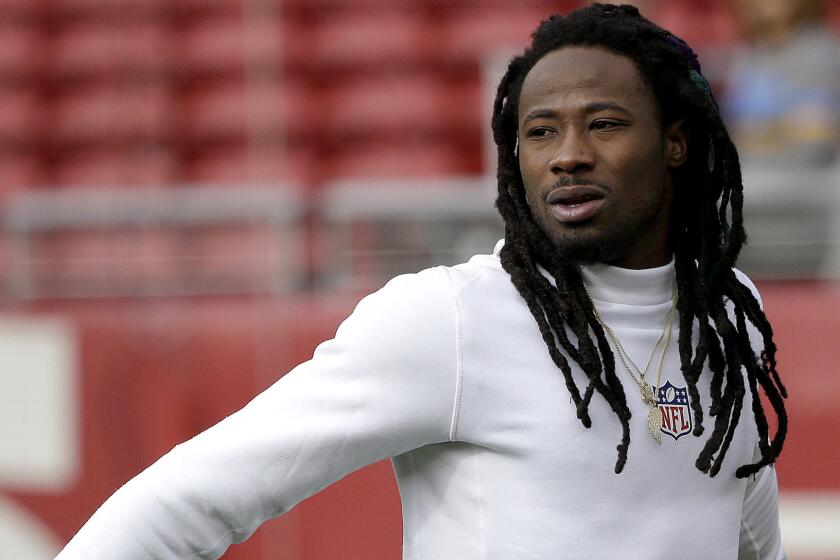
[55, 267, 459, 559]
[738, 455, 786, 560]
[733, 269, 786, 559]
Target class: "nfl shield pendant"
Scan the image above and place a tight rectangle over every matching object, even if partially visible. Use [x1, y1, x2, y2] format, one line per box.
[648, 406, 662, 445]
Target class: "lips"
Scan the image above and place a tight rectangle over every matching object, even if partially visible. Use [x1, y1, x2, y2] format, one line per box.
[546, 185, 606, 224]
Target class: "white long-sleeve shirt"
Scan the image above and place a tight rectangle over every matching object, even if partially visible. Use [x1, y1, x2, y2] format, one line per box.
[56, 242, 785, 559]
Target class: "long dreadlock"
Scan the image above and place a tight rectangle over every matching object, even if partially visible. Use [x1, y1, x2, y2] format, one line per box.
[492, 3, 788, 478]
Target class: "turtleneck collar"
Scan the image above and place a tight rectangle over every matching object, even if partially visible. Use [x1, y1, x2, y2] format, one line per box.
[492, 239, 675, 306]
[580, 260, 674, 306]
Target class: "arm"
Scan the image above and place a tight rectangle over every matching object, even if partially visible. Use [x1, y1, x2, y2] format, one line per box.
[56, 268, 459, 559]
[738, 460, 786, 560]
[733, 269, 786, 559]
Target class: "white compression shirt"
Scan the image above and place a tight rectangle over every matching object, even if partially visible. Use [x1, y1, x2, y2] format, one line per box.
[56, 241, 785, 559]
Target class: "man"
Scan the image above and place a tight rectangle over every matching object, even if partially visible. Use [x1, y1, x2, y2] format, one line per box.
[56, 4, 788, 559]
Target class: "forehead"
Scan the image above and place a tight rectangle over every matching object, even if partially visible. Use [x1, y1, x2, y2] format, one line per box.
[518, 47, 654, 117]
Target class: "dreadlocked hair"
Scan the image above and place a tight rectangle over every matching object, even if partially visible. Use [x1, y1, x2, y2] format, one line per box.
[492, 3, 787, 478]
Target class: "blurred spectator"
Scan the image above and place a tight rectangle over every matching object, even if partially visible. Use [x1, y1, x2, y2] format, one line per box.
[722, 0, 840, 278]
[724, 0, 840, 166]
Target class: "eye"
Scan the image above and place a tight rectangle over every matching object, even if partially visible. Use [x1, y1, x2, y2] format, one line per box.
[590, 119, 625, 131]
[526, 127, 556, 140]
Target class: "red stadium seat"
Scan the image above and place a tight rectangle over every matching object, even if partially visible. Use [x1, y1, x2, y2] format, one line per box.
[297, 10, 431, 71]
[325, 73, 448, 139]
[0, 86, 42, 144]
[46, 0, 165, 17]
[0, 151, 42, 195]
[52, 147, 176, 187]
[175, 13, 281, 76]
[439, 79, 484, 137]
[49, 19, 169, 79]
[0, 22, 42, 79]
[173, 0, 259, 16]
[326, 139, 470, 180]
[440, 5, 551, 63]
[51, 83, 171, 145]
[185, 143, 313, 184]
[0, 0, 38, 16]
[178, 80, 310, 142]
[282, 0, 424, 10]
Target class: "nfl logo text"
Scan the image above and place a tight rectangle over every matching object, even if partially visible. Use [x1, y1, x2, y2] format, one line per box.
[657, 380, 692, 441]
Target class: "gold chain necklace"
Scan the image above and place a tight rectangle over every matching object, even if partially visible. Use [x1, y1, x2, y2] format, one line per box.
[586, 283, 677, 445]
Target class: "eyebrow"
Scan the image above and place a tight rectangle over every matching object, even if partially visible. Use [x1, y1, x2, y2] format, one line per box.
[522, 102, 633, 124]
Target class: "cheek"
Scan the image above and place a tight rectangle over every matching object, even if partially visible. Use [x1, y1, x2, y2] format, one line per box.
[518, 153, 533, 182]
[518, 146, 551, 184]
[610, 144, 665, 187]
[518, 156, 540, 198]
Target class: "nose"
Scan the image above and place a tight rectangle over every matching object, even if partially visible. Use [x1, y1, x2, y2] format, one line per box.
[549, 129, 594, 175]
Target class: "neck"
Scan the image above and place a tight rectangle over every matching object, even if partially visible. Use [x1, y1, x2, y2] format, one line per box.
[603, 243, 672, 270]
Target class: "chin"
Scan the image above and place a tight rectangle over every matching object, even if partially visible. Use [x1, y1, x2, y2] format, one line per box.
[550, 233, 615, 264]
[542, 223, 627, 265]
[555, 243, 613, 265]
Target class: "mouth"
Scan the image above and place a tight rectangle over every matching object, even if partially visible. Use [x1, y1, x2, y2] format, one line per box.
[546, 185, 606, 224]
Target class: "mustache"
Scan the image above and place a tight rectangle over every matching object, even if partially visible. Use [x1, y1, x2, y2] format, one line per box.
[549, 176, 610, 191]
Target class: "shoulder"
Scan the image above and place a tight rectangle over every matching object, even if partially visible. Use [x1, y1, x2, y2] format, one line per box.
[337, 253, 495, 335]
[733, 267, 764, 310]
[356, 239, 511, 306]
[369, 247, 511, 312]
[449, 255, 505, 290]
[338, 242, 515, 345]
[316, 267, 460, 371]
[445, 241, 516, 299]
[345, 266, 455, 332]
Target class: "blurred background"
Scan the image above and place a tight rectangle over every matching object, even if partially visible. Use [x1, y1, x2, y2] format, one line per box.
[0, 0, 837, 558]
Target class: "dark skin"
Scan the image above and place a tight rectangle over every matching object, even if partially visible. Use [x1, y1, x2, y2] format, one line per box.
[517, 47, 689, 269]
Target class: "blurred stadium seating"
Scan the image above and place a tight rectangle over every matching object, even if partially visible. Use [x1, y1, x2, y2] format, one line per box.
[301, 10, 432, 70]
[0, 21, 42, 81]
[176, 12, 281, 76]
[51, 147, 176, 187]
[48, 18, 168, 79]
[0, 85, 41, 145]
[3, 186, 307, 298]
[51, 83, 170, 144]
[316, 176, 501, 289]
[0, 0, 839, 558]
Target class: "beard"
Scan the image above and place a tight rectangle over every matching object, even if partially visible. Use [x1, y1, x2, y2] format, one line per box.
[537, 218, 632, 265]
[531, 195, 666, 266]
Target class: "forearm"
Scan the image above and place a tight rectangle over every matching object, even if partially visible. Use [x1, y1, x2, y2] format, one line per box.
[57, 440, 275, 559]
[739, 464, 785, 560]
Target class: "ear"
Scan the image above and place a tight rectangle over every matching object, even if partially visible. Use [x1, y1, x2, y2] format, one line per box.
[664, 120, 688, 168]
